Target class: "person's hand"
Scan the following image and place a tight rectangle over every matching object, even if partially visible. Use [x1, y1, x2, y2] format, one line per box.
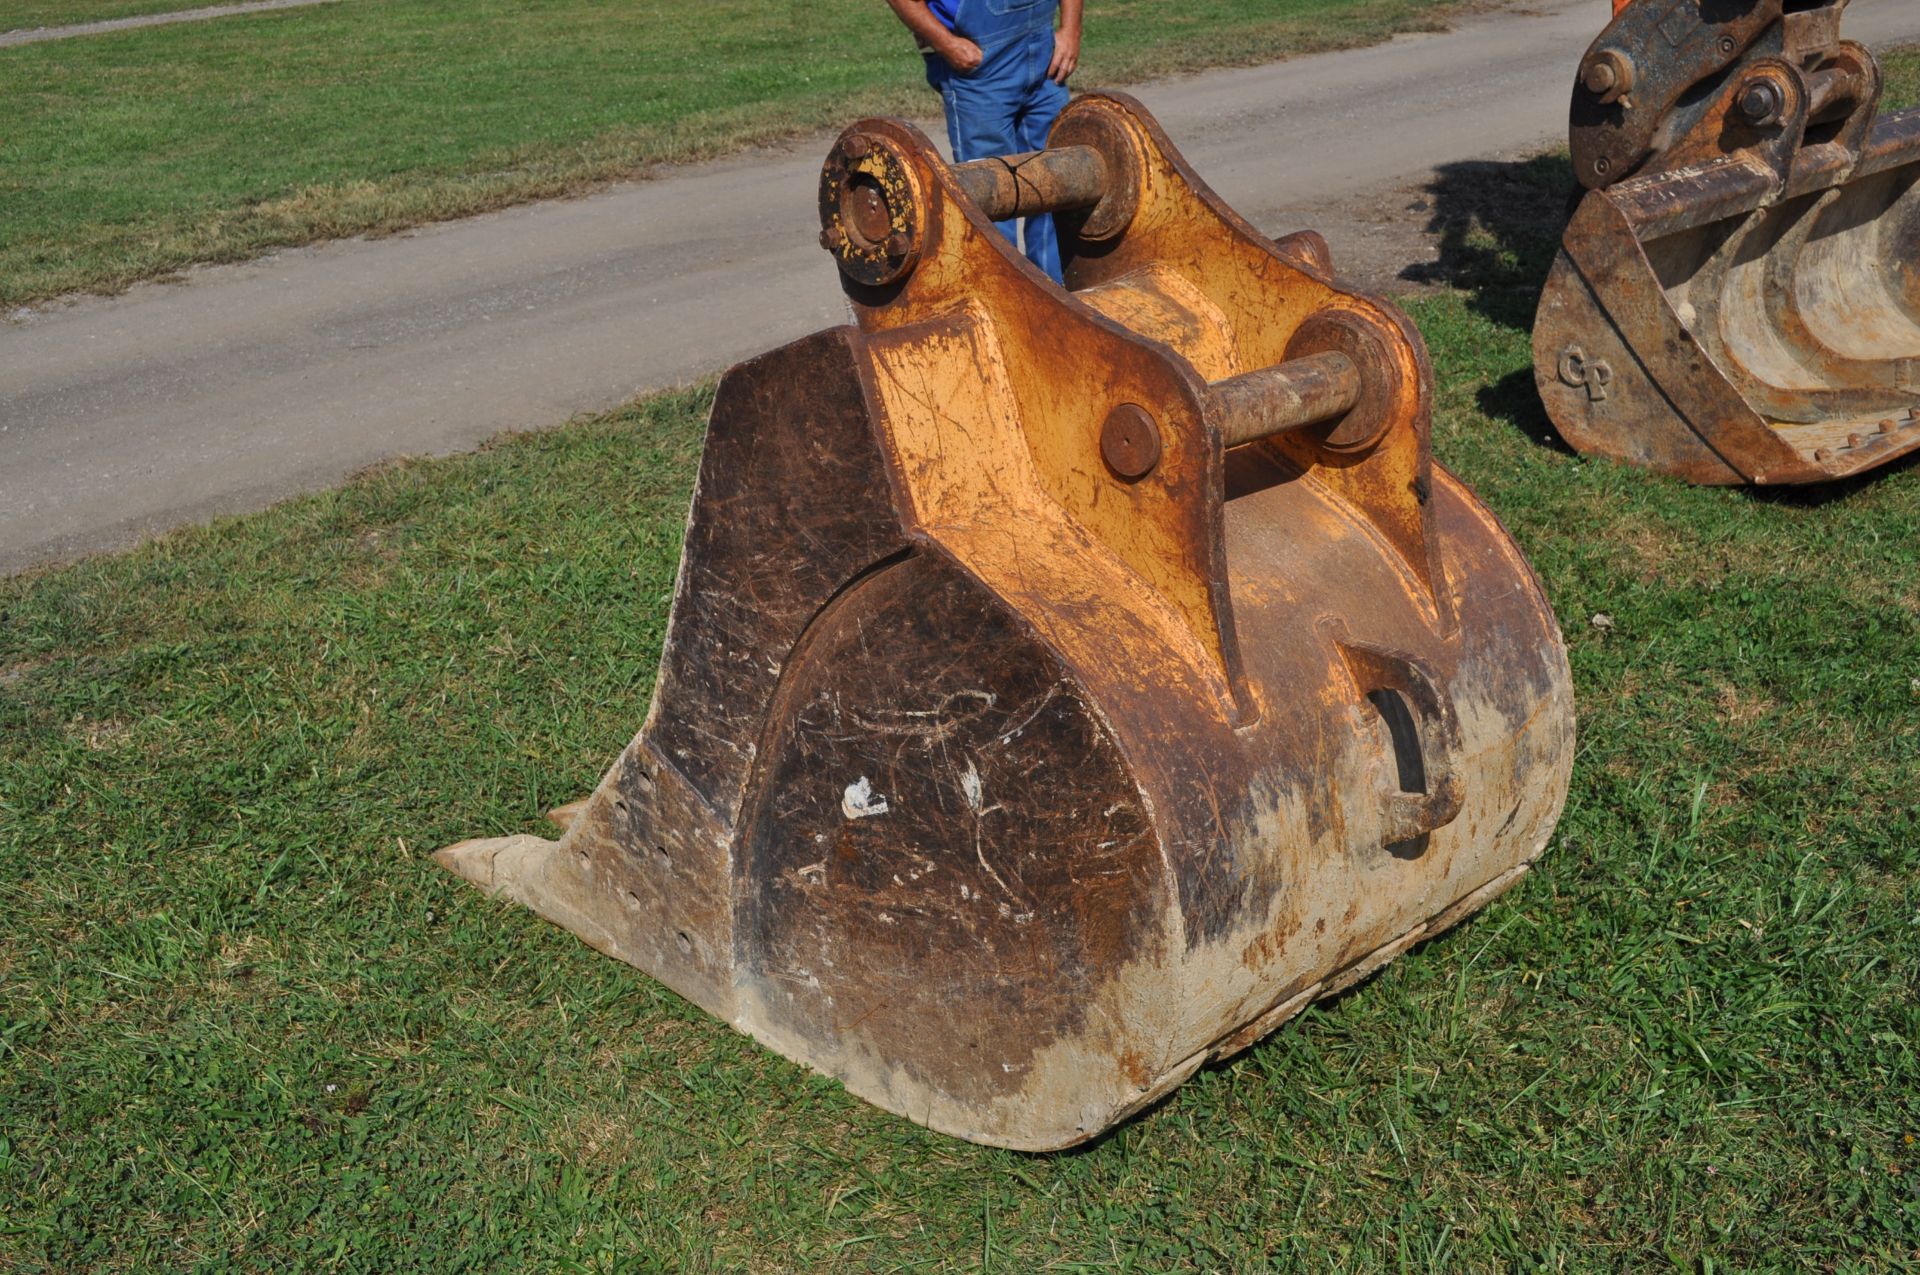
[941, 35, 984, 74]
[1047, 26, 1079, 83]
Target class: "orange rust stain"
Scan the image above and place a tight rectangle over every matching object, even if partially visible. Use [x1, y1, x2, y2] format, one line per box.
[1239, 911, 1302, 970]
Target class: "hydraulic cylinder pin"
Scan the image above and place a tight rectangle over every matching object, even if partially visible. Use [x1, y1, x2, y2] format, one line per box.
[1208, 351, 1364, 448]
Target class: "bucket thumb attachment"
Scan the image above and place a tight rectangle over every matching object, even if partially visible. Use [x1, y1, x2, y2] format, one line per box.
[436, 93, 1574, 1150]
[1536, 0, 1920, 485]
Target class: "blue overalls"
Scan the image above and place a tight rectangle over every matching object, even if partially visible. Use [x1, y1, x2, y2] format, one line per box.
[924, 0, 1070, 282]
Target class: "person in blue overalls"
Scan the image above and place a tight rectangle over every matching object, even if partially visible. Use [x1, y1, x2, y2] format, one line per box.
[885, 0, 1083, 283]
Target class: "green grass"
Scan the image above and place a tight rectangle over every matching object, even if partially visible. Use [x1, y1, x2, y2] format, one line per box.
[1887, 44, 1920, 108]
[0, 0, 1475, 307]
[6, 138, 1920, 1273]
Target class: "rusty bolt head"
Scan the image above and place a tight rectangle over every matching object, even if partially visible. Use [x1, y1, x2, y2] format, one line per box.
[1593, 156, 1612, 177]
[1815, 448, 1836, 463]
[819, 134, 921, 287]
[844, 182, 892, 246]
[1582, 50, 1635, 105]
[1100, 404, 1162, 481]
[1848, 433, 1866, 449]
[1719, 35, 1738, 56]
[1738, 78, 1786, 127]
[1879, 418, 1898, 435]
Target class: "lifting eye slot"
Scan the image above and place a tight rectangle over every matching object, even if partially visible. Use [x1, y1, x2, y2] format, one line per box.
[1326, 627, 1466, 847]
[1365, 687, 1427, 796]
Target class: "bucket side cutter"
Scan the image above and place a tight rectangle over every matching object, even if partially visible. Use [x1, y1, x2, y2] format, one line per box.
[1536, 0, 1920, 484]
[437, 93, 1574, 1150]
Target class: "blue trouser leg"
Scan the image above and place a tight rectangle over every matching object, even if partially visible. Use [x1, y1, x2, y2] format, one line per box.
[924, 17, 1069, 283]
[1012, 37, 1069, 281]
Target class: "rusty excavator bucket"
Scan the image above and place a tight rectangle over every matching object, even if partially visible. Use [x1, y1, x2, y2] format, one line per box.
[1535, 0, 1920, 485]
[435, 93, 1574, 1150]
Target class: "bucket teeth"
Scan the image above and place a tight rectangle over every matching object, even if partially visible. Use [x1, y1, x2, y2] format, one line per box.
[433, 93, 1574, 1149]
[544, 798, 590, 831]
[433, 836, 540, 894]
[1536, 0, 1920, 486]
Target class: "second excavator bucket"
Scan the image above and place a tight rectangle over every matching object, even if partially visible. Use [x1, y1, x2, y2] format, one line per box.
[1536, 0, 1920, 485]
[435, 93, 1574, 1149]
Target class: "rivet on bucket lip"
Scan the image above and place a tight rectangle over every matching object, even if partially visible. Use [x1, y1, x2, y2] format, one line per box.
[1848, 433, 1865, 449]
[1879, 419, 1898, 435]
[1815, 448, 1835, 463]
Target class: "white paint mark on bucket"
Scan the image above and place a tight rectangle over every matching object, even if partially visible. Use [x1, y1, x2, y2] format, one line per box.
[960, 760, 984, 812]
[842, 776, 890, 819]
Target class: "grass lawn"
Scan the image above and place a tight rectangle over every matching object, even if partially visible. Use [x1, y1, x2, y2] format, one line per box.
[0, 0, 1475, 307]
[6, 62, 1920, 1268]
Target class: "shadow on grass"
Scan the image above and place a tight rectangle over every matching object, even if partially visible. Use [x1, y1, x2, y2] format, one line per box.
[1405, 153, 1579, 454]
[1404, 153, 1573, 331]
[1478, 365, 1574, 455]
[1748, 444, 1920, 508]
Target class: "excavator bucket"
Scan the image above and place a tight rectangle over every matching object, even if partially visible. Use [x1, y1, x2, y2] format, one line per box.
[435, 93, 1574, 1150]
[1535, 0, 1920, 484]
